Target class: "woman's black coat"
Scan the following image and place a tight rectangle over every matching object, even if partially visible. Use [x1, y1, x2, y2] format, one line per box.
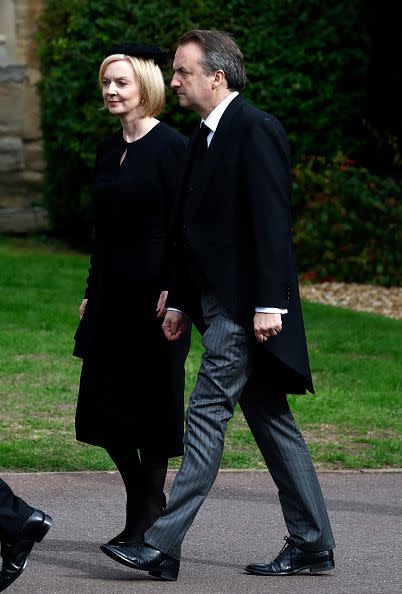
[74, 123, 190, 456]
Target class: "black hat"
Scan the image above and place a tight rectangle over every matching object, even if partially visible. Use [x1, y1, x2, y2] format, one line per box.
[105, 42, 170, 65]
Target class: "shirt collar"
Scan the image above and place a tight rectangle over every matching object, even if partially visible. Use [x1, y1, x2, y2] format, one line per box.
[202, 91, 239, 132]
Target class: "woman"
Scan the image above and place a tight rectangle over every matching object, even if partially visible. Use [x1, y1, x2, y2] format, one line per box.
[73, 43, 190, 546]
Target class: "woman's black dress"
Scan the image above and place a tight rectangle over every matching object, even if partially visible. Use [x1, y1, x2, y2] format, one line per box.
[74, 122, 190, 458]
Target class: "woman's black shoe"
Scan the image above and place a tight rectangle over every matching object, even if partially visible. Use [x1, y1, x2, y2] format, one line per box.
[107, 529, 136, 546]
[107, 491, 167, 545]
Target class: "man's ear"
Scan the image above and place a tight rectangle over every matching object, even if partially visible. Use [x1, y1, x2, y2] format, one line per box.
[211, 69, 226, 89]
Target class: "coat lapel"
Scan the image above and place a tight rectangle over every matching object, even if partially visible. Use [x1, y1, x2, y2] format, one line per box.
[182, 95, 245, 216]
[201, 94, 245, 190]
[171, 95, 245, 229]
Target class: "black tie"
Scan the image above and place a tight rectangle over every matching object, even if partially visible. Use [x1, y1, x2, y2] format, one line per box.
[191, 123, 210, 173]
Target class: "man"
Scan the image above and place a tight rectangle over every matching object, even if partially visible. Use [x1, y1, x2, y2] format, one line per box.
[101, 29, 335, 581]
[0, 478, 52, 591]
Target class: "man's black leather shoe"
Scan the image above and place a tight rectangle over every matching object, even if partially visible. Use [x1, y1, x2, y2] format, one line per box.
[100, 541, 179, 581]
[0, 509, 53, 592]
[245, 536, 335, 576]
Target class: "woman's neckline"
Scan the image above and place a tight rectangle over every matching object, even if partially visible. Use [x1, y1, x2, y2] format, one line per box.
[121, 120, 161, 145]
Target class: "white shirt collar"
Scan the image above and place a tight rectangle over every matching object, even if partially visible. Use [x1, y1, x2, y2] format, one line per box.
[202, 91, 239, 132]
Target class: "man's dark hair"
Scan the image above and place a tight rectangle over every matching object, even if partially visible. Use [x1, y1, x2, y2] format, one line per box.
[177, 30, 246, 91]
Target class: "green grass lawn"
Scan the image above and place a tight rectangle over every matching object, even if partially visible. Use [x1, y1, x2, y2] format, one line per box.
[0, 237, 401, 471]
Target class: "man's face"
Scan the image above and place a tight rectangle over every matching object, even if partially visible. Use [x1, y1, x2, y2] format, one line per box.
[171, 42, 215, 115]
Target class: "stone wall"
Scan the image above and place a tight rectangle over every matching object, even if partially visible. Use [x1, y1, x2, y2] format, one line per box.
[0, 0, 48, 232]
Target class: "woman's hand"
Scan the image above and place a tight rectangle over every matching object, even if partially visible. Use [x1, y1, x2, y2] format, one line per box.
[156, 291, 168, 319]
[79, 299, 88, 319]
[162, 310, 187, 341]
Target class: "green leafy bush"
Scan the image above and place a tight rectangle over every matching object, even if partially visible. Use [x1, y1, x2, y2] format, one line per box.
[292, 154, 402, 286]
[37, 0, 370, 242]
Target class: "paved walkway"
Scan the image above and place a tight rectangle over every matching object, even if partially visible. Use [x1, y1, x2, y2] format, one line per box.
[2, 470, 401, 594]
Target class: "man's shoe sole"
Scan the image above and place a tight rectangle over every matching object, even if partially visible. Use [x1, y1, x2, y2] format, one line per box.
[148, 562, 179, 582]
[148, 569, 178, 581]
[100, 544, 141, 570]
[245, 559, 335, 575]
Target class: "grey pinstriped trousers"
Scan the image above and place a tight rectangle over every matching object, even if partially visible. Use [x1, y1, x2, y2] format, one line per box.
[145, 293, 335, 560]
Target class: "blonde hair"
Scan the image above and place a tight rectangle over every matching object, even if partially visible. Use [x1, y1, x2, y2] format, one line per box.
[99, 54, 165, 117]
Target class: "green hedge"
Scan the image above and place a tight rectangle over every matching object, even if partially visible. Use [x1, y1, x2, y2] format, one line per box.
[37, 0, 370, 242]
[292, 154, 402, 286]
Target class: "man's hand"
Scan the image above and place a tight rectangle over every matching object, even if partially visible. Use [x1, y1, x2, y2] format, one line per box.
[79, 299, 88, 319]
[253, 312, 282, 343]
[156, 290, 168, 319]
[162, 310, 187, 341]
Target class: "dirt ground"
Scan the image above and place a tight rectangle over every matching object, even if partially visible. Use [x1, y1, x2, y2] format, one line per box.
[300, 282, 402, 319]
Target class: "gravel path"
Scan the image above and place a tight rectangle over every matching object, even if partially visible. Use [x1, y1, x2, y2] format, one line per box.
[300, 282, 402, 319]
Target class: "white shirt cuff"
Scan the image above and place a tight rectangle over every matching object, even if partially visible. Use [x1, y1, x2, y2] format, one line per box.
[255, 307, 288, 314]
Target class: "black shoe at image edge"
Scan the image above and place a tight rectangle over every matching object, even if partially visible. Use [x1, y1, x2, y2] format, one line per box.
[0, 510, 53, 592]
